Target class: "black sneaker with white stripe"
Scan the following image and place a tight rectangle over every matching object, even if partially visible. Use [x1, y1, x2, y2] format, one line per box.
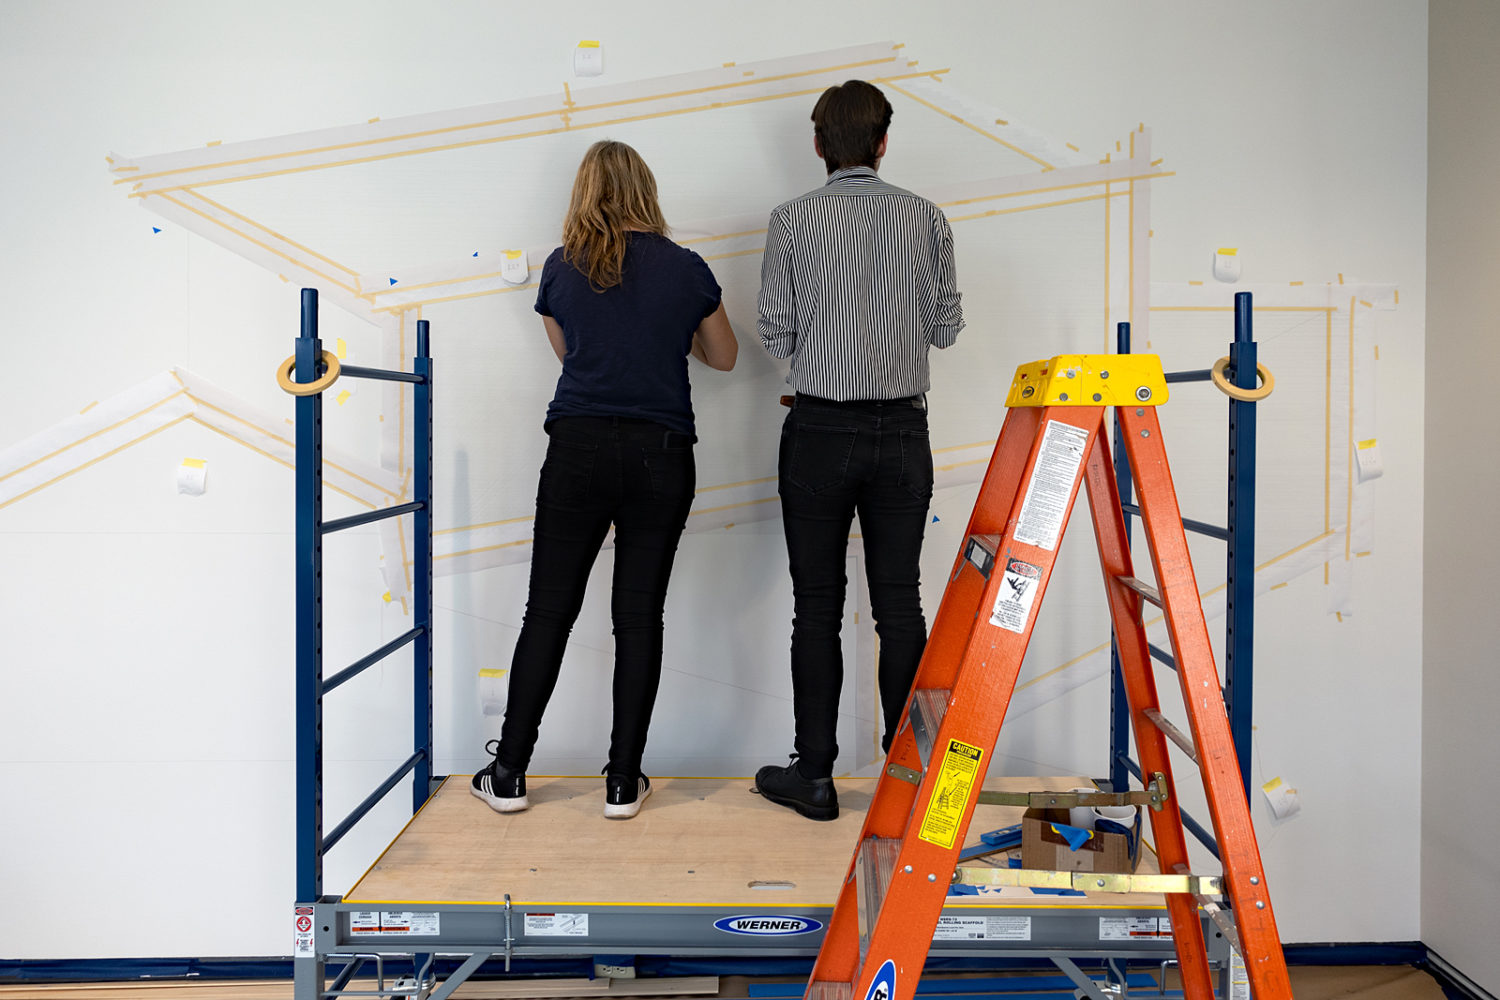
[603, 769, 652, 820]
[470, 740, 528, 813]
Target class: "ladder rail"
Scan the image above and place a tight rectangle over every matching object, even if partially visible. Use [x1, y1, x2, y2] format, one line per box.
[1119, 405, 1291, 997]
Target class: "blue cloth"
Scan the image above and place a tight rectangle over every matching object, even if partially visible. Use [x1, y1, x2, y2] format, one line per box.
[536, 232, 721, 438]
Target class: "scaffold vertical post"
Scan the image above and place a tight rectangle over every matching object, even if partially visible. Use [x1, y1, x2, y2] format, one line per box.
[413, 319, 435, 810]
[1108, 321, 1134, 796]
[1225, 291, 1257, 799]
[294, 288, 325, 1000]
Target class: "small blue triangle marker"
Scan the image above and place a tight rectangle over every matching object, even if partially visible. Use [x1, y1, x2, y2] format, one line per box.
[473, 251, 479, 257]
[152, 227, 161, 234]
[389, 277, 398, 286]
[932, 515, 940, 523]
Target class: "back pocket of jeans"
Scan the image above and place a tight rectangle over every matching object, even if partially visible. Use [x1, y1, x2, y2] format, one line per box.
[898, 428, 933, 501]
[786, 423, 856, 494]
[538, 438, 597, 505]
[641, 442, 695, 503]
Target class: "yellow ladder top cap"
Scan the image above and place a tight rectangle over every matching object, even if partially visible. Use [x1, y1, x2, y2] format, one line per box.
[1006, 353, 1168, 408]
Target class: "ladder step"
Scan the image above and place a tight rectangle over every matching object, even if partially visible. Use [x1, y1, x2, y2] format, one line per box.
[1115, 574, 1163, 607]
[1143, 708, 1199, 764]
[908, 688, 951, 770]
[806, 983, 853, 1000]
[856, 836, 902, 964]
[963, 532, 1001, 578]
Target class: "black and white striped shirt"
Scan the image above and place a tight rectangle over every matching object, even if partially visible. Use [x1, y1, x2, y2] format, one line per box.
[757, 166, 964, 401]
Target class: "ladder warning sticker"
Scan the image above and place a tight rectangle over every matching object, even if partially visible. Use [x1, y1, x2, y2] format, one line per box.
[349, 910, 440, 935]
[524, 912, 589, 937]
[934, 915, 1031, 941]
[1013, 420, 1090, 551]
[293, 906, 314, 957]
[918, 739, 984, 850]
[991, 558, 1041, 633]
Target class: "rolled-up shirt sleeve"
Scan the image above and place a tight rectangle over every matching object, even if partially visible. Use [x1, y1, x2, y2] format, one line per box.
[926, 211, 964, 349]
[757, 207, 798, 359]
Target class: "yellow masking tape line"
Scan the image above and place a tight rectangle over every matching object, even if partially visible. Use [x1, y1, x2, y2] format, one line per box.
[133, 69, 945, 199]
[121, 56, 910, 189]
[1358, 439, 1377, 450]
[434, 538, 533, 561]
[78, 400, 99, 415]
[1271, 582, 1288, 591]
[688, 495, 779, 517]
[155, 192, 361, 297]
[1346, 297, 1355, 562]
[190, 417, 377, 510]
[0, 389, 188, 484]
[478, 668, 508, 678]
[936, 457, 989, 473]
[1356, 551, 1372, 558]
[940, 171, 1174, 210]
[367, 268, 511, 298]
[372, 280, 538, 314]
[1359, 299, 1373, 309]
[577, 40, 599, 48]
[884, 81, 1054, 171]
[397, 517, 413, 593]
[435, 514, 534, 536]
[1216, 247, 1237, 256]
[947, 189, 1124, 224]
[678, 227, 774, 246]
[186, 393, 397, 497]
[1150, 306, 1333, 313]
[1325, 311, 1333, 535]
[181, 457, 206, 468]
[694, 473, 779, 493]
[701, 247, 767, 262]
[1, 414, 192, 511]
[185, 190, 361, 278]
[1066, 143, 1080, 152]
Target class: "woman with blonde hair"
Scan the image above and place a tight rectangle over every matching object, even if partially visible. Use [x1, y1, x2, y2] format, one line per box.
[471, 140, 738, 819]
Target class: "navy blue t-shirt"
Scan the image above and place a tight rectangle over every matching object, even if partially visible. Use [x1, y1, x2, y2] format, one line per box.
[535, 232, 721, 437]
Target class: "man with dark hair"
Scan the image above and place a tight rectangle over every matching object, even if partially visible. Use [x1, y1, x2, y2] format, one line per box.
[754, 80, 964, 820]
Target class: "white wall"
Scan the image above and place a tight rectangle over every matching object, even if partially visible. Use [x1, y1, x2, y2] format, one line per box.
[1423, 1, 1500, 994]
[0, 0, 1428, 960]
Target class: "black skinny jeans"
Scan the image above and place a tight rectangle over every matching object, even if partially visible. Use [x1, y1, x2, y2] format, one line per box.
[778, 396, 933, 778]
[496, 416, 695, 780]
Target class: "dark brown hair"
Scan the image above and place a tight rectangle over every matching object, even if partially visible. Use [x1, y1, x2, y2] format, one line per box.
[562, 140, 669, 290]
[811, 80, 893, 173]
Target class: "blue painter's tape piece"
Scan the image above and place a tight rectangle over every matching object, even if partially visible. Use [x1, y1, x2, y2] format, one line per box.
[389, 277, 398, 285]
[152, 226, 162, 233]
[946, 883, 980, 896]
[473, 251, 479, 256]
[932, 515, 940, 522]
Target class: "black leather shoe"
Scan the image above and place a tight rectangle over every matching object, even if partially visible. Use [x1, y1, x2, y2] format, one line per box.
[755, 757, 839, 821]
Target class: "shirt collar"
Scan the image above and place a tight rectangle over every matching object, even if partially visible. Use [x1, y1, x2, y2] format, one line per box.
[825, 165, 880, 185]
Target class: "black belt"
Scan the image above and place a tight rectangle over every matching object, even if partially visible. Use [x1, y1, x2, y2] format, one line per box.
[793, 393, 925, 410]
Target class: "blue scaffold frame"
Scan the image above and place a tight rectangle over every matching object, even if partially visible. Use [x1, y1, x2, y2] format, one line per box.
[292, 287, 436, 965]
[1108, 290, 1261, 860]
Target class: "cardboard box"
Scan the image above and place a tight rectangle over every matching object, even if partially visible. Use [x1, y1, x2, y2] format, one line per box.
[1021, 806, 1142, 874]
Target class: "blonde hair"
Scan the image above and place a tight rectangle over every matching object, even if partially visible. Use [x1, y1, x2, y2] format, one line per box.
[562, 140, 669, 290]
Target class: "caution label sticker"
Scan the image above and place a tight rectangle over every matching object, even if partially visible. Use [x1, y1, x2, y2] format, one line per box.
[918, 739, 985, 849]
[990, 558, 1041, 633]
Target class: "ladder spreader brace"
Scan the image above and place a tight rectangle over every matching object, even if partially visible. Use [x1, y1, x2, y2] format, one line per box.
[805, 351, 1291, 1000]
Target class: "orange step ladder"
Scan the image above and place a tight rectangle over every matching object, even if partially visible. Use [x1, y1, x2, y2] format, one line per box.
[805, 354, 1291, 1000]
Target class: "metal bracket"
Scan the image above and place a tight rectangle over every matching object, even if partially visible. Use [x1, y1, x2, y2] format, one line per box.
[503, 894, 514, 973]
[885, 768, 1170, 813]
[951, 865, 1221, 896]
